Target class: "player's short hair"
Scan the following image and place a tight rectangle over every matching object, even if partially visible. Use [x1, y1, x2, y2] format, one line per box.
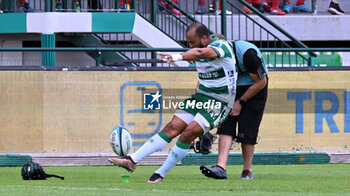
[186, 22, 210, 38]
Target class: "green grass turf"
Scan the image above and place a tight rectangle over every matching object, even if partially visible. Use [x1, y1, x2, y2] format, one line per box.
[0, 164, 349, 196]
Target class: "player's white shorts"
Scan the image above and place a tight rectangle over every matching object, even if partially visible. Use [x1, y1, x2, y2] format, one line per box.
[175, 110, 211, 133]
[174, 93, 231, 133]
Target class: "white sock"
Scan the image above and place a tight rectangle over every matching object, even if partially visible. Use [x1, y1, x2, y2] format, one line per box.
[155, 141, 190, 178]
[130, 132, 171, 163]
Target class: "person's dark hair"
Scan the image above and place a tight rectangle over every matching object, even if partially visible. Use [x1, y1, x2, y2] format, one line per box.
[210, 33, 226, 40]
[186, 22, 210, 38]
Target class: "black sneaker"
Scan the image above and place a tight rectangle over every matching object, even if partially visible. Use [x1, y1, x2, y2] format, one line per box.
[200, 165, 227, 179]
[240, 169, 254, 180]
[147, 173, 163, 183]
[328, 2, 344, 15]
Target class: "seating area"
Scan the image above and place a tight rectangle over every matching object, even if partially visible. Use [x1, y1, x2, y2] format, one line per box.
[0, 0, 349, 67]
[0, 0, 348, 14]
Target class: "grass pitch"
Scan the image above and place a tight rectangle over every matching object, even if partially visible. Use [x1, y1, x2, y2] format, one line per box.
[0, 164, 349, 196]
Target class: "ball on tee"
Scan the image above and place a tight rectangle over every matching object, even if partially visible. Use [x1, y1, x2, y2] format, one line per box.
[110, 126, 133, 156]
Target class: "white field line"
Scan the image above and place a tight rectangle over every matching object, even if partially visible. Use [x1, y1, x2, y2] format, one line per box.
[0, 185, 133, 192]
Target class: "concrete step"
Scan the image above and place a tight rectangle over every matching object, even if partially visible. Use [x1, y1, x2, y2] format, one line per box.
[186, 14, 350, 41]
[170, 0, 349, 15]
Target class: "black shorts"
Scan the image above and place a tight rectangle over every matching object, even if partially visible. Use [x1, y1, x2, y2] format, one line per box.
[217, 81, 268, 144]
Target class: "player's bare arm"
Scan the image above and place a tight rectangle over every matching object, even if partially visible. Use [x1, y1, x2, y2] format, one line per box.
[181, 47, 218, 61]
[231, 74, 267, 116]
[239, 73, 267, 102]
[157, 47, 218, 64]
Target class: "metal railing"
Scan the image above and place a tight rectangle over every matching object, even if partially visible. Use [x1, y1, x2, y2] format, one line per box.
[3, 0, 316, 50]
[0, 0, 319, 13]
[119, 0, 316, 65]
[0, 0, 325, 67]
[0, 47, 349, 68]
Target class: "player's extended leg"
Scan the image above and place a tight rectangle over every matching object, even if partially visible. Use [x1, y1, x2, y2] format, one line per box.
[109, 115, 188, 172]
[147, 120, 204, 183]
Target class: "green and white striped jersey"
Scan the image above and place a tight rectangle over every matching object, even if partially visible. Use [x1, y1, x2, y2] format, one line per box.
[195, 36, 237, 108]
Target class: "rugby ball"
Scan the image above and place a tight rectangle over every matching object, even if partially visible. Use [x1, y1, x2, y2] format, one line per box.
[110, 126, 133, 156]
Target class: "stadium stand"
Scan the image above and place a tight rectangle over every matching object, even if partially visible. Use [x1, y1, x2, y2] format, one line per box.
[0, 0, 349, 67]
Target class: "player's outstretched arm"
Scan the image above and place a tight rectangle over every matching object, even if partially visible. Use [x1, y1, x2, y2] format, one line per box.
[181, 47, 218, 61]
[157, 48, 218, 64]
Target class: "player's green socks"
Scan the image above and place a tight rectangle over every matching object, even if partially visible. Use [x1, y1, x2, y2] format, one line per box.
[155, 140, 191, 178]
[130, 131, 171, 163]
